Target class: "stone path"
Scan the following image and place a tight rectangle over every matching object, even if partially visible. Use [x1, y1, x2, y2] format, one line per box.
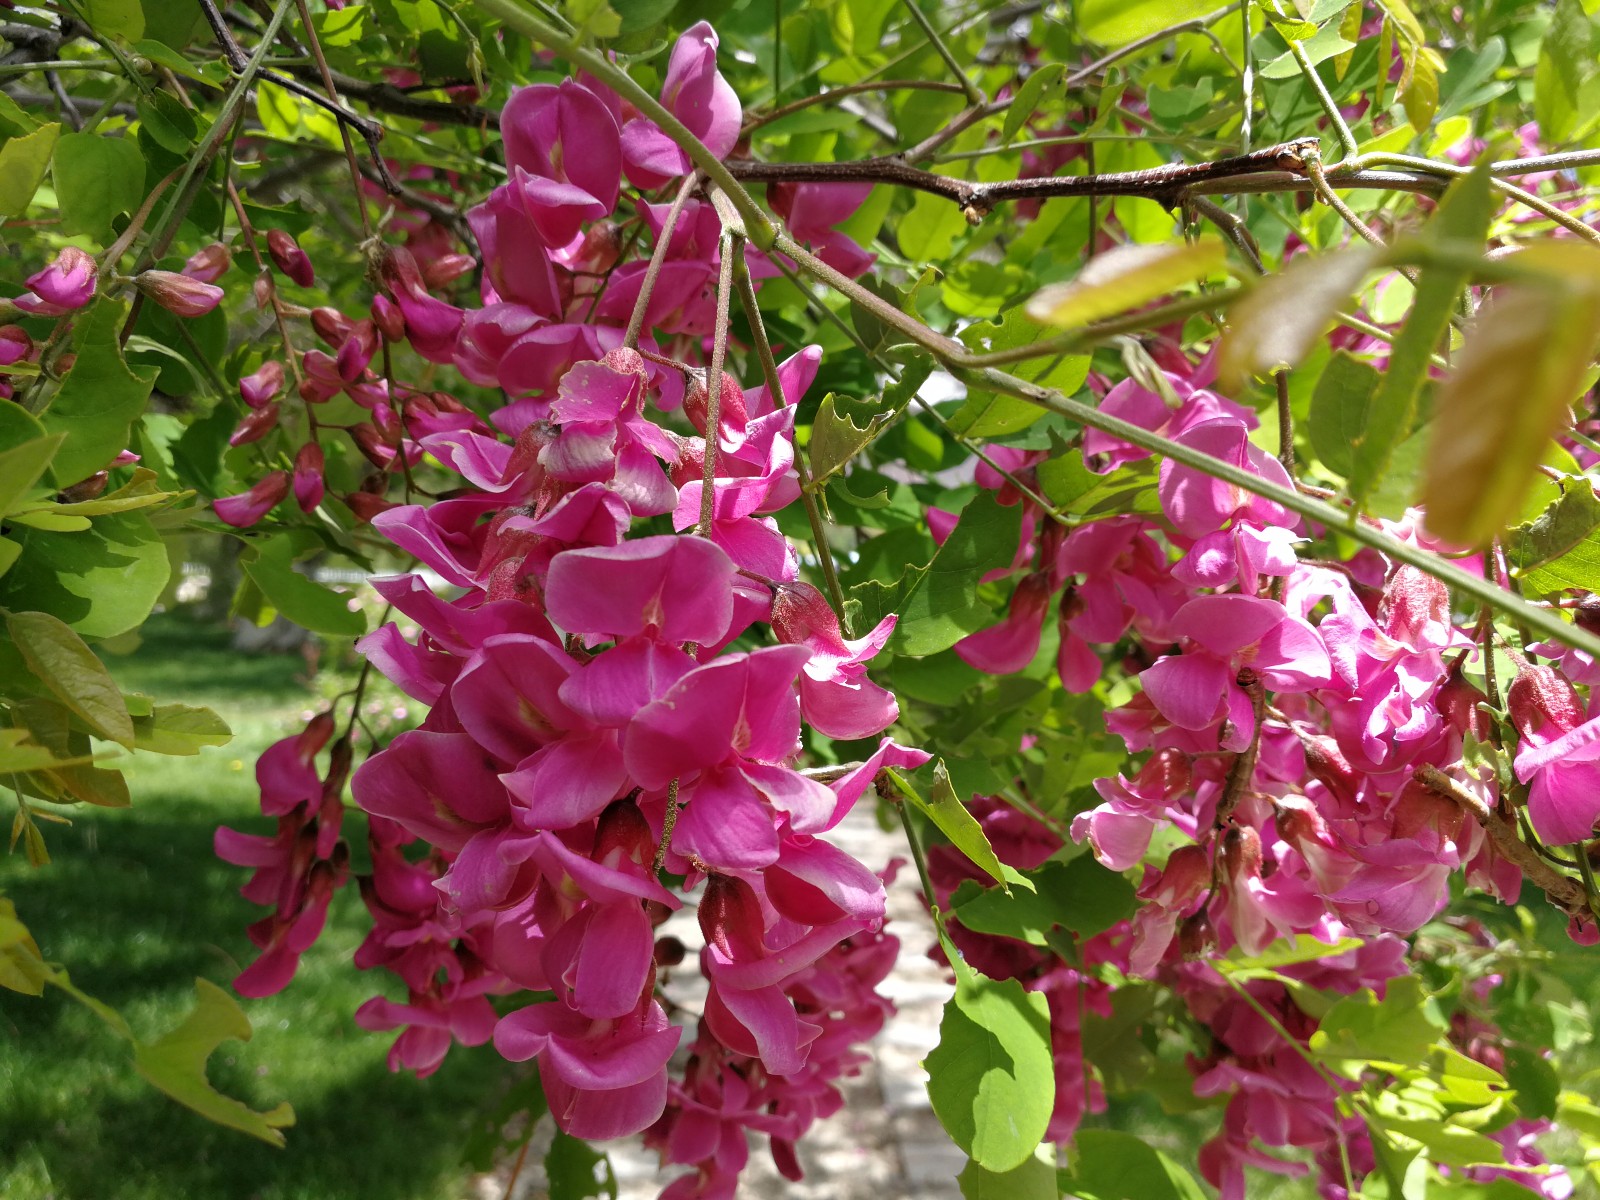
[482, 803, 964, 1200]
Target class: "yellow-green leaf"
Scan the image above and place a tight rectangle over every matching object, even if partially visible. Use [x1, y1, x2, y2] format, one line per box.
[1219, 246, 1381, 390]
[133, 978, 296, 1147]
[1422, 276, 1600, 546]
[6, 610, 134, 747]
[1025, 237, 1227, 330]
[0, 123, 61, 218]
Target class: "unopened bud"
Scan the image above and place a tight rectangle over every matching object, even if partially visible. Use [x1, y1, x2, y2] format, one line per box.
[267, 229, 315, 288]
[682, 367, 747, 436]
[1178, 908, 1216, 959]
[1508, 664, 1585, 742]
[292, 442, 325, 512]
[240, 360, 284, 408]
[182, 242, 233, 284]
[310, 307, 353, 348]
[422, 253, 476, 289]
[371, 294, 406, 342]
[1221, 824, 1262, 880]
[135, 270, 224, 318]
[229, 402, 281, 447]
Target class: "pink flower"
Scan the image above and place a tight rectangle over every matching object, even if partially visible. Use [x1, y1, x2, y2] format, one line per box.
[20, 246, 96, 313]
[292, 442, 325, 512]
[494, 995, 683, 1139]
[240, 360, 284, 408]
[1140, 594, 1330, 752]
[1509, 665, 1600, 844]
[213, 471, 289, 527]
[771, 581, 898, 740]
[612, 22, 741, 188]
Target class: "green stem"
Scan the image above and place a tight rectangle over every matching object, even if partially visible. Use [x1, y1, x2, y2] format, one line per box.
[469, 0, 774, 248]
[1276, 4, 1358, 160]
[898, 0, 983, 105]
[731, 241, 848, 619]
[0, 58, 119, 77]
[885, 768, 944, 928]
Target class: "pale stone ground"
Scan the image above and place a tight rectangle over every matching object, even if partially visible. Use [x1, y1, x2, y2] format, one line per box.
[477, 804, 965, 1200]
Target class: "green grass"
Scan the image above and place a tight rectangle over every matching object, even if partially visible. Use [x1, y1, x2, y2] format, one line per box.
[1, 617, 506, 1200]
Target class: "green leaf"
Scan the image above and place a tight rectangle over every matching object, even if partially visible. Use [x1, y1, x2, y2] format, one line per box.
[1309, 976, 1447, 1077]
[130, 703, 232, 755]
[52, 131, 147, 237]
[0, 728, 100, 773]
[6, 610, 134, 747]
[892, 760, 1015, 890]
[851, 491, 1022, 656]
[1077, 0, 1219, 46]
[958, 1151, 1056, 1200]
[1534, 0, 1598, 143]
[545, 1129, 617, 1200]
[926, 966, 1054, 1172]
[1308, 351, 1381, 479]
[1002, 63, 1065, 143]
[0, 123, 61, 218]
[136, 92, 198, 154]
[1422, 243, 1600, 545]
[1506, 479, 1600, 593]
[1057, 1130, 1209, 1200]
[79, 0, 145, 41]
[952, 855, 1135, 944]
[41, 299, 159, 488]
[132, 978, 296, 1146]
[809, 394, 879, 485]
[1025, 238, 1226, 329]
[239, 536, 366, 638]
[947, 391, 1047, 439]
[1216, 933, 1366, 978]
[0, 434, 65, 517]
[1352, 162, 1495, 508]
[0, 511, 170, 638]
[898, 191, 967, 262]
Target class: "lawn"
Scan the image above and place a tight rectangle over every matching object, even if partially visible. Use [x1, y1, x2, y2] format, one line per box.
[0, 616, 508, 1200]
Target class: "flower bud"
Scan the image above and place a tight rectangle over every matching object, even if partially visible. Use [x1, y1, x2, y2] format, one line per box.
[1436, 657, 1492, 742]
[422, 253, 476, 289]
[253, 274, 273, 310]
[0, 324, 32, 366]
[371, 294, 406, 342]
[214, 471, 289, 527]
[1576, 594, 1600, 638]
[292, 442, 325, 512]
[653, 936, 686, 967]
[344, 491, 396, 523]
[1507, 664, 1585, 743]
[59, 471, 108, 503]
[136, 269, 224, 318]
[266, 229, 315, 287]
[681, 367, 747, 435]
[1377, 564, 1451, 645]
[1221, 824, 1262, 880]
[336, 321, 377, 382]
[349, 423, 395, 469]
[229, 402, 281, 447]
[309, 306, 352, 347]
[182, 242, 233, 284]
[240, 360, 284, 409]
[698, 874, 767, 961]
[771, 581, 843, 648]
[1178, 908, 1216, 960]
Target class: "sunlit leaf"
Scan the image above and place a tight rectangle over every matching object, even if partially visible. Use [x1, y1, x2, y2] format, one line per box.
[1026, 237, 1227, 329]
[1220, 247, 1381, 389]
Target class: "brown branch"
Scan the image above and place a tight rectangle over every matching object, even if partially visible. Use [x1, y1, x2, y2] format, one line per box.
[723, 137, 1425, 221]
[1414, 764, 1592, 919]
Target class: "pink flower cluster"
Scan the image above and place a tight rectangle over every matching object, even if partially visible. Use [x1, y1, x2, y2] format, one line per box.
[929, 350, 1586, 1197]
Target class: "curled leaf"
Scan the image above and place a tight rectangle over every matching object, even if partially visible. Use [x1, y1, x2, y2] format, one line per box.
[1025, 237, 1227, 330]
[1219, 246, 1381, 390]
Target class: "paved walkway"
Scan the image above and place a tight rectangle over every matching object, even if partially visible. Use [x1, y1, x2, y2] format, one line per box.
[482, 804, 964, 1200]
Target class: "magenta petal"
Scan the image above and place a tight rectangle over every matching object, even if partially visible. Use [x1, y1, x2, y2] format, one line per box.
[673, 767, 781, 869]
[541, 1061, 670, 1141]
[798, 672, 899, 741]
[1140, 654, 1230, 731]
[740, 762, 835, 834]
[705, 982, 818, 1076]
[1174, 594, 1286, 657]
[545, 534, 736, 645]
[558, 636, 696, 728]
[351, 730, 509, 849]
[1526, 760, 1600, 844]
[502, 731, 630, 830]
[451, 634, 579, 763]
[574, 902, 654, 1018]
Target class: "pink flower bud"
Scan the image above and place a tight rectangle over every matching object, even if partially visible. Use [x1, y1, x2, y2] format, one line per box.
[370, 295, 406, 342]
[229, 402, 281, 447]
[292, 442, 325, 512]
[182, 243, 233, 284]
[240, 360, 284, 409]
[24, 246, 96, 312]
[1221, 824, 1262, 880]
[1177, 908, 1216, 959]
[681, 367, 747, 436]
[336, 321, 377, 382]
[310, 307, 352, 348]
[422, 253, 475, 289]
[1508, 664, 1585, 743]
[266, 229, 315, 287]
[253, 274, 273, 310]
[0, 324, 32, 366]
[135, 270, 224, 317]
[349, 423, 394, 468]
[345, 490, 395, 523]
[214, 471, 289, 527]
